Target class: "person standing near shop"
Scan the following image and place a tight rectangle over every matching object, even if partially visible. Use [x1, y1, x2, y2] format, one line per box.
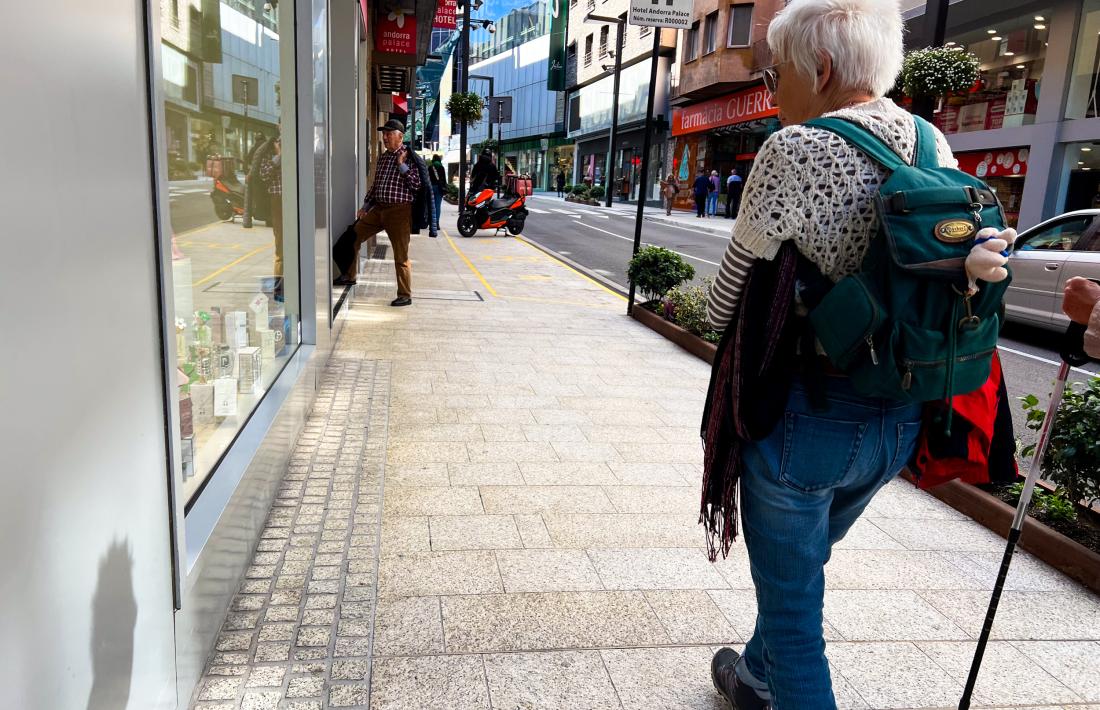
[725, 167, 743, 219]
[338, 120, 421, 306]
[707, 170, 720, 216]
[693, 169, 710, 218]
[258, 135, 283, 295]
[429, 154, 446, 237]
[660, 173, 680, 215]
[556, 170, 566, 197]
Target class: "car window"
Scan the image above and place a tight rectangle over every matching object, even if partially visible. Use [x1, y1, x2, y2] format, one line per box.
[1017, 217, 1093, 251]
[1074, 220, 1100, 252]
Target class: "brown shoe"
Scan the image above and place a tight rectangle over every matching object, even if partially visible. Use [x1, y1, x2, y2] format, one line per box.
[390, 296, 412, 307]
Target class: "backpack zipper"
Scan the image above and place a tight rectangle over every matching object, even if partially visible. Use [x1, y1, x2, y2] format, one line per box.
[901, 348, 995, 391]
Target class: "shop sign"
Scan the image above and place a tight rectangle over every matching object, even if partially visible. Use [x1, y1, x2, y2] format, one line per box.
[672, 85, 777, 136]
[433, 0, 457, 29]
[375, 8, 416, 55]
[629, 0, 693, 28]
[956, 148, 1029, 178]
[547, 0, 568, 91]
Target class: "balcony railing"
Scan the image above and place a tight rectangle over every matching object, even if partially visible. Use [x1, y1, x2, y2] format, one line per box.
[584, 50, 592, 66]
[751, 38, 772, 71]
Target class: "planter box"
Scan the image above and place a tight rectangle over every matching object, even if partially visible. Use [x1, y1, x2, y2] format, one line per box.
[631, 304, 717, 365]
[632, 297, 1100, 594]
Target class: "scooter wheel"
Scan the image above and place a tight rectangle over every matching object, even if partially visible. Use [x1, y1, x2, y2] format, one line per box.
[506, 219, 524, 236]
[457, 213, 478, 238]
[212, 198, 234, 221]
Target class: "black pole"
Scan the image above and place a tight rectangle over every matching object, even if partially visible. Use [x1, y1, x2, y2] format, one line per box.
[913, 0, 950, 121]
[410, 84, 417, 148]
[605, 20, 623, 208]
[497, 100, 503, 185]
[627, 28, 661, 315]
[459, 1, 472, 209]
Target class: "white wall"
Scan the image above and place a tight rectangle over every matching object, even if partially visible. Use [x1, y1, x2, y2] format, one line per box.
[0, 1, 178, 708]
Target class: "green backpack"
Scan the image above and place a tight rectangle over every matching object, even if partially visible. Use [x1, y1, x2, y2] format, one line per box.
[801, 114, 1009, 405]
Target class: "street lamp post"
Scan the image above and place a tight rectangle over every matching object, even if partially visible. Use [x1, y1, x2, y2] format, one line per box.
[585, 13, 624, 208]
[459, 0, 473, 209]
[627, 28, 662, 314]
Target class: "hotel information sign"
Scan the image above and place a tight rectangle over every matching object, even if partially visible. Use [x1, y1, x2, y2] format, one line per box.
[628, 0, 693, 29]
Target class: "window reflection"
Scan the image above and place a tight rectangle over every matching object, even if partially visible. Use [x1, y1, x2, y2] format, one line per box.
[158, 0, 299, 502]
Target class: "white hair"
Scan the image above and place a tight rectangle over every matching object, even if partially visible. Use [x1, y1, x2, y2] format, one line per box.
[766, 0, 904, 98]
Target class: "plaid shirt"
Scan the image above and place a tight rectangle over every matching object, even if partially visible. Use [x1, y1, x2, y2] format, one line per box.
[366, 146, 420, 206]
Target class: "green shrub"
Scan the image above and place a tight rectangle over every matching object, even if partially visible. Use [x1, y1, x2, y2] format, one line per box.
[1005, 482, 1079, 524]
[627, 246, 695, 302]
[563, 184, 573, 193]
[664, 278, 722, 341]
[1020, 376, 1100, 508]
[901, 46, 980, 97]
[571, 184, 588, 196]
[588, 185, 606, 200]
[445, 92, 484, 123]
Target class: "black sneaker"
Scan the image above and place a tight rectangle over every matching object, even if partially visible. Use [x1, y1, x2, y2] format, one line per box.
[390, 296, 412, 307]
[711, 648, 770, 710]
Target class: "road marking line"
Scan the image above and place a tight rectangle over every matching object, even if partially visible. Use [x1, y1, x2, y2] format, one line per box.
[997, 345, 1097, 377]
[192, 244, 273, 287]
[174, 222, 221, 238]
[571, 221, 721, 267]
[631, 218, 734, 240]
[443, 229, 498, 297]
[526, 207, 550, 214]
[514, 236, 628, 302]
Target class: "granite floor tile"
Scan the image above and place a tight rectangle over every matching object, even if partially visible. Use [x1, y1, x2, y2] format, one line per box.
[939, 550, 1089, 593]
[824, 589, 968, 641]
[514, 513, 554, 548]
[379, 516, 430, 553]
[920, 590, 1100, 640]
[466, 441, 560, 462]
[708, 589, 844, 642]
[386, 440, 470, 463]
[388, 423, 484, 442]
[612, 442, 703, 465]
[372, 596, 444, 656]
[479, 485, 615, 514]
[483, 650, 622, 710]
[549, 441, 625, 462]
[867, 517, 1007, 552]
[442, 591, 670, 653]
[382, 485, 484, 516]
[918, 641, 1082, 706]
[517, 462, 619, 486]
[587, 548, 729, 590]
[601, 646, 725, 710]
[428, 514, 523, 550]
[1013, 641, 1100, 701]
[831, 518, 907, 550]
[542, 513, 701, 548]
[377, 551, 503, 597]
[369, 655, 490, 710]
[384, 462, 450, 487]
[645, 590, 740, 645]
[603, 485, 700, 514]
[864, 480, 968, 520]
[495, 548, 605, 592]
[827, 641, 963, 709]
[823, 549, 979, 590]
[606, 462, 691, 486]
[447, 462, 525, 486]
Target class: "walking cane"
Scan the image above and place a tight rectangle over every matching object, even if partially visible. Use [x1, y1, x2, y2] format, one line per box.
[958, 322, 1091, 710]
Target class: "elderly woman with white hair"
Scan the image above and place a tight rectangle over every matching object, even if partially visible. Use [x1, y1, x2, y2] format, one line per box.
[705, 0, 961, 708]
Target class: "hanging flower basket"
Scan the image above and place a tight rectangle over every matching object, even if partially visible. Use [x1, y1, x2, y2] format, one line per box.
[901, 46, 980, 99]
[446, 92, 484, 124]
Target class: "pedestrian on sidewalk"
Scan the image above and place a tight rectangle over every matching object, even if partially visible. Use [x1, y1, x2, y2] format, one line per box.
[429, 153, 446, 237]
[692, 169, 709, 218]
[556, 170, 566, 197]
[257, 135, 284, 296]
[1064, 276, 1100, 358]
[660, 173, 680, 215]
[724, 167, 743, 219]
[707, 170, 720, 216]
[336, 120, 423, 307]
[702, 1, 954, 707]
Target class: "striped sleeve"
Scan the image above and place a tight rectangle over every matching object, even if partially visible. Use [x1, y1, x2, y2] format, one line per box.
[706, 239, 756, 331]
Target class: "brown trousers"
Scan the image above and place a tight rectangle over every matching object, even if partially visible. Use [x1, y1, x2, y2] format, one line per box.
[352, 203, 413, 296]
[270, 193, 283, 277]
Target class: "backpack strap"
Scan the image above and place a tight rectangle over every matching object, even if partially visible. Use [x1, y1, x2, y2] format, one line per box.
[913, 115, 940, 169]
[803, 117, 907, 172]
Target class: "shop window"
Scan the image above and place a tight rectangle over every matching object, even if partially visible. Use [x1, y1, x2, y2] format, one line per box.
[1059, 141, 1100, 213]
[686, 21, 700, 62]
[955, 148, 1028, 228]
[929, 8, 1049, 136]
[156, 0, 300, 503]
[1067, 0, 1100, 118]
[728, 4, 753, 47]
[705, 11, 719, 54]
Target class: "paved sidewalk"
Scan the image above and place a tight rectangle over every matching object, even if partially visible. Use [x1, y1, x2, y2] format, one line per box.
[527, 193, 734, 236]
[190, 203, 1100, 709]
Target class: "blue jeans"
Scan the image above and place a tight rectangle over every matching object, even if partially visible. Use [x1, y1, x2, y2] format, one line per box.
[738, 378, 922, 709]
[707, 191, 718, 215]
[432, 185, 444, 231]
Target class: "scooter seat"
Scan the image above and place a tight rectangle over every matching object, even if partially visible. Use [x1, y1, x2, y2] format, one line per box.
[490, 195, 517, 210]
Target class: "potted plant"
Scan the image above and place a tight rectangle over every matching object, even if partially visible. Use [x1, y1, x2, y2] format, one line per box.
[1019, 377, 1100, 510]
[443, 183, 459, 205]
[627, 245, 695, 305]
[664, 279, 721, 344]
[588, 185, 605, 204]
[446, 92, 485, 124]
[900, 46, 980, 102]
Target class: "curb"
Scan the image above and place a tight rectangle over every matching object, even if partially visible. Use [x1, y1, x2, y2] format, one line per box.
[631, 304, 717, 364]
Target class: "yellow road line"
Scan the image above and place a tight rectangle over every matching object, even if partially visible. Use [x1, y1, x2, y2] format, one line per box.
[513, 236, 628, 302]
[508, 294, 621, 309]
[192, 244, 274, 287]
[175, 222, 220, 238]
[443, 229, 498, 297]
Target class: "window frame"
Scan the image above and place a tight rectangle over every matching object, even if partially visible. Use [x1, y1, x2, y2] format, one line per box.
[584, 34, 593, 66]
[685, 21, 700, 62]
[704, 11, 719, 54]
[727, 3, 754, 48]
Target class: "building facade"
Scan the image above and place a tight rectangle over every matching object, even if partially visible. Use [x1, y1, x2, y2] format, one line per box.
[564, 0, 678, 202]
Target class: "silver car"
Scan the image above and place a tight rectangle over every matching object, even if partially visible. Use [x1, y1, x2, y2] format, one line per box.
[1005, 209, 1100, 331]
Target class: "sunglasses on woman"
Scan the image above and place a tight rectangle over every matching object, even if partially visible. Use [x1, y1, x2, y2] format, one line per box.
[762, 64, 779, 96]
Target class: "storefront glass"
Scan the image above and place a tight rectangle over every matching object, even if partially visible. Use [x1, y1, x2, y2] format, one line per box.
[1059, 141, 1100, 212]
[933, 7, 1050, 135]
[554, 145, 575, 186]
[157, 0, 300, 504]
[1066, 0, 1100, 119]
[955, 147, 1029, 228]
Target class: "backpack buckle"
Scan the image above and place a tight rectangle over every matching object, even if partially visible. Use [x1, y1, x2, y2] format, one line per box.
[886, 193, 909, 214]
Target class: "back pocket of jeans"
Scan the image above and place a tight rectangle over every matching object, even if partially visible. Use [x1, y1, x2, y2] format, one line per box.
[778, 412, 868, 492]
